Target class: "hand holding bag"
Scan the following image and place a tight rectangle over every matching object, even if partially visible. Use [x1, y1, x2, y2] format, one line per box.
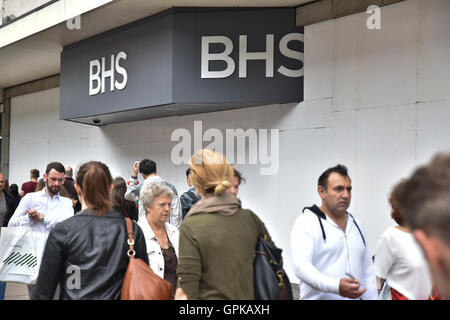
[0, 225, 45, 285]
[120, 217, 172, 300]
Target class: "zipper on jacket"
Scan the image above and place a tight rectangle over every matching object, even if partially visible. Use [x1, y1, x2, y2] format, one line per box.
[344, 233, 353, 279]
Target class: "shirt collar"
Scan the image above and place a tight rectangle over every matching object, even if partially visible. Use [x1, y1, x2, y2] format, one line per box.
[38, 188, 61, 201]
[140, 217, 175, 241]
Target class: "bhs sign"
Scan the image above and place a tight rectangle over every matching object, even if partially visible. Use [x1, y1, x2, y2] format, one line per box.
[89, 51, 128, 96]
[201, 33, 303, 79]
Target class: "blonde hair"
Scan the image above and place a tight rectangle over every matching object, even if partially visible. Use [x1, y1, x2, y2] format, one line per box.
[189, 149, 233, 196]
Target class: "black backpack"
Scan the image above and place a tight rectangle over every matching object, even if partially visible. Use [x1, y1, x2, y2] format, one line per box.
[181, 190, 201, 220]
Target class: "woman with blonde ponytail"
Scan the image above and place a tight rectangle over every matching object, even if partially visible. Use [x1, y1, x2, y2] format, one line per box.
[176, 149, 272, 300]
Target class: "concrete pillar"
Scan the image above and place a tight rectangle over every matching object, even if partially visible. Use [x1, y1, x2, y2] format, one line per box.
[1, 94, 10, 178]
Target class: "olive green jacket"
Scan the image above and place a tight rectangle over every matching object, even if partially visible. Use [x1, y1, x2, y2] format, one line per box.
[177, 196, 269, 300]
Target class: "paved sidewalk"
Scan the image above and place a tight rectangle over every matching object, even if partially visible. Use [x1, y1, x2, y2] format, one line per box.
[4, 283, 29, 300]
[2, 282, 298, 300]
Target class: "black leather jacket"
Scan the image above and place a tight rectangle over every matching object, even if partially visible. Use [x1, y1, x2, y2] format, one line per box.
[31, 209, 149, 300]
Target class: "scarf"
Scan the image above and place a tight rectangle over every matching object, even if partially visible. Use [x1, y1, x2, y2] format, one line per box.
[185, 192, 241, 219]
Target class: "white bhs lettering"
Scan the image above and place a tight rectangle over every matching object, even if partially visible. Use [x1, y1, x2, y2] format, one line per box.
[201, 33, 303, 79]
[89, 51, 128, 96]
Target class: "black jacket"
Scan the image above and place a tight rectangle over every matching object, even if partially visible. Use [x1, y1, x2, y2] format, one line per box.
[31, 209, 149, 300]
[2, 190, 19, 227]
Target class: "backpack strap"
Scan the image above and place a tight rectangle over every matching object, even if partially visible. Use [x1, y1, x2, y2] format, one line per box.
[302, 205, 327, 242]
[185, 190, 199, 204]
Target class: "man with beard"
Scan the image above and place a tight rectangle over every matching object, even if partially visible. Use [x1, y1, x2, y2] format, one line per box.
[8, 162, 74, 297]
[290, 165, 377, 300]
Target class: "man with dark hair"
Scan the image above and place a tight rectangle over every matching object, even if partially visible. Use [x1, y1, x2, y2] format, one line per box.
[290, 164, 377, 300]
[180, 168, 201, 221]
[8, 161, 74, 297]
[125, 159, 181, 228]
[317, 164, 348, 190]
[228, 169, 246, 197]
[138, 159, 157, 176]
[20, 168, 40, 197]
[392, 153, 450, 299]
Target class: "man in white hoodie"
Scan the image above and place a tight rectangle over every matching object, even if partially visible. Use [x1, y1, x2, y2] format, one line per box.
[291, 164, 377, 300]
[125, 159, 181, 228]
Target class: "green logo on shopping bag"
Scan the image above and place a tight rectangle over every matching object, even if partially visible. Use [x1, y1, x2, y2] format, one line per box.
[2, 252, 37, 268]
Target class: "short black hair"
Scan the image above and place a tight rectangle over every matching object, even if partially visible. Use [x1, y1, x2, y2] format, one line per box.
[318, 164, 350, 190]
[139, 159, 157, 176]
[45, 162, 65, 175]
[233, 169, 246, 185]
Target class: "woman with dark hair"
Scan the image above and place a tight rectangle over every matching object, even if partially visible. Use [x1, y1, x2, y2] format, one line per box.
[31, 161, 148, 300]
[112, 177, 139, 221]
[227, 168, 246, 196]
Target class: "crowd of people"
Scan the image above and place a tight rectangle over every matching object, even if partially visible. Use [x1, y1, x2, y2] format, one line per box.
[0, 149, 448, 300]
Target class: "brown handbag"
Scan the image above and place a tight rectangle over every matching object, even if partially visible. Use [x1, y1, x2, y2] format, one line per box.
[120, 217, 172, 300]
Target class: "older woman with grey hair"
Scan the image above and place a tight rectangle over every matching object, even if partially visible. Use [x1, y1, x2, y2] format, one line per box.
[137, 182, 179, 298]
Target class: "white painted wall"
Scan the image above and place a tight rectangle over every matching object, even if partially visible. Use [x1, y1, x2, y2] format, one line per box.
[8, 0, 450, 284]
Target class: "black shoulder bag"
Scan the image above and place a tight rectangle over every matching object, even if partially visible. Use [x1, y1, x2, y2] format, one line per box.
[253, 218, 293, 300]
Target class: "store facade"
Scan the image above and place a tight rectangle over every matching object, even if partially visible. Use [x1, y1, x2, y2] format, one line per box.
[3, 0, 450, 284]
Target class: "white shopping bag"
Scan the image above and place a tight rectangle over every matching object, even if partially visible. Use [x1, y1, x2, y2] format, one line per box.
[0, 226, 46, 285]
[378, 281, 392, 300]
